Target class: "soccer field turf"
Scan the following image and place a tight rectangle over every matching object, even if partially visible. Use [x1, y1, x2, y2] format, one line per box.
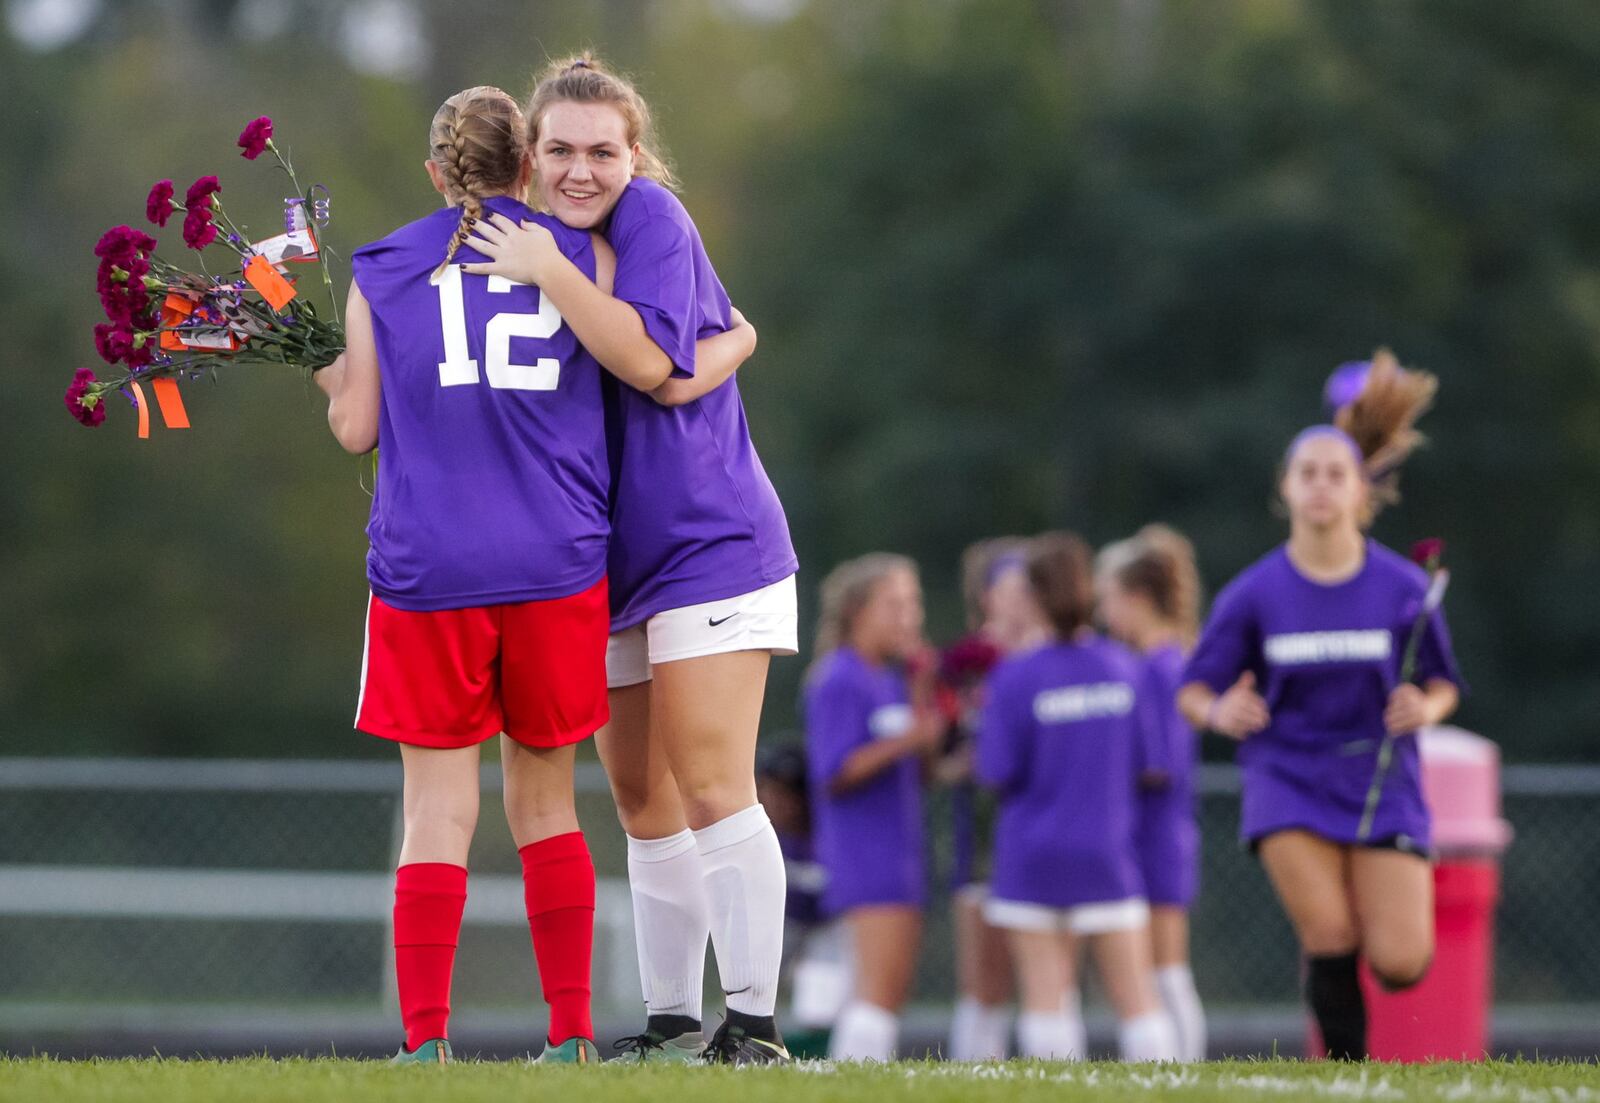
[4, 1057, 1597, 1102]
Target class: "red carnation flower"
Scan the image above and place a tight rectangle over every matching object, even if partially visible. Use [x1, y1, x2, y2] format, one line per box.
[93, 322, 135, 365]
[182, 207, 218, 250]
[64, 368, 106, 427]
[94, 224, 154, 264]
[145, 180, 175, 227]
[1410, 538, 1444, 569]
[185, 175, 222, 209]
[237, 116, 273, 160]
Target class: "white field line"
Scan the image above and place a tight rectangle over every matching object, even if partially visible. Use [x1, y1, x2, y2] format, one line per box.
[802, 1061, 1600, 1102]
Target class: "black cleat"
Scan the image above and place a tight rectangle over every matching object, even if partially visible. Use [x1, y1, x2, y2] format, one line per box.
[701, 1019, 792, 1066]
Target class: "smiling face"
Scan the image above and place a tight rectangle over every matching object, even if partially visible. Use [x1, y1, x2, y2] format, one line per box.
[531, 100, 638, 229]
[1281, 432, 1368, 534]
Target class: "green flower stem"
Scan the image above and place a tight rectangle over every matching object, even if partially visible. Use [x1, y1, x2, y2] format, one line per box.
[266, 139, 341, 326]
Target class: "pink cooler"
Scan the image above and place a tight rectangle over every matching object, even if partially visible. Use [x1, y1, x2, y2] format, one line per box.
[1310, 727, 1513, 1061]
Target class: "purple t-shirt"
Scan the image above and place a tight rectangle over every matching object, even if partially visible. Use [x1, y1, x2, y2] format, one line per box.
[602, 178, 797, 630]
[351, 197, 608, 611]
[1183, 540, 1463, 848]
[977, 636, 1151, 908]
[804, 647, 925, 916]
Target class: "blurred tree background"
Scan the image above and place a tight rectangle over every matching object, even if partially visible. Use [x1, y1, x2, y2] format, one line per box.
[3, 0, 1596, 760]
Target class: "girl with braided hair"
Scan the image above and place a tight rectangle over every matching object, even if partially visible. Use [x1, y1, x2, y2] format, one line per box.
[462, 55, 798, 1065]
[314, 85, 754, 1065]
[1176, 353, 1463, 1060]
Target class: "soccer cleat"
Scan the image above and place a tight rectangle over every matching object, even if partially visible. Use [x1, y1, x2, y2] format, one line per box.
[611, 1027, 705, 1064]
[701, 1020, 792, 1066]
[534, 1036, 601, 1064]
[389, 1037, 452, 1065]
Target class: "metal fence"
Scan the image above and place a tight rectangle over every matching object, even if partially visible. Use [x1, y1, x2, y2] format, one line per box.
[1, 751, 1596, 1054]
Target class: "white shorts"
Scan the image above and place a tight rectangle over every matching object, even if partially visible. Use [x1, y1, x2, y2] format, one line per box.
[606, 574, 799, 689]
[983, 895, 1150, 935]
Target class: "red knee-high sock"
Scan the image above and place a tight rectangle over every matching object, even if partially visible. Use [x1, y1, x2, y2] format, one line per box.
[520, 832, 595, 1044]
[393, 862, 468, 1051]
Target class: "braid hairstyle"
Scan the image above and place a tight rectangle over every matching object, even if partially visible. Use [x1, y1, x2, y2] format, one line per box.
[526, 52, 676, 190]
[428, 86, 528, 281]
[1333, 348, 1439, 520]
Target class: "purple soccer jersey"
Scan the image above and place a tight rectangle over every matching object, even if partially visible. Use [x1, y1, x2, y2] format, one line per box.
[977, 636, 1151, 909]
[1183, 540, 1463, 851]
[1135, 643, 1201, 907]
[602, 177, 797, 631]
[351, 196, 609, 611]
[804, 647, 926, 917]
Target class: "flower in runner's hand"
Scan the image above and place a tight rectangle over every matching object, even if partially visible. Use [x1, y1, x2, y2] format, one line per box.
[1410, 539, 1444, 569]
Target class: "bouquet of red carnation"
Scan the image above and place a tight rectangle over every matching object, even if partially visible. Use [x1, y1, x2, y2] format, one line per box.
[65, 116, 344, 436]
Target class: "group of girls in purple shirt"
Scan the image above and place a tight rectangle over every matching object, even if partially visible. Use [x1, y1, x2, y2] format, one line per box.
[803, 351, 1459, 1064]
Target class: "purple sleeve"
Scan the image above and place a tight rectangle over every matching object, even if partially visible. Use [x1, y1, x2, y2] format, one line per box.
[1415, 608, 1465, 689]
[610, 213, 698, 378]
[1183, 576, 1259, 694]
[804, 665, 871, 789]
[1134, 664, 1170, 779]
[976, 662, 1030, 794]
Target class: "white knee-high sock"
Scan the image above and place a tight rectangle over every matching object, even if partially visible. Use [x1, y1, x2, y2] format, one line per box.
[626, 828, 710, 1022]
[950, 996, 1012, 1060]
[1156, 964, 1207, 1061]
[1017, 1007, 1085, 1060]
[830, 1000, 898, 1061]
[693, 804, 786, 1017]
[1118, 1010, 1179, 1062]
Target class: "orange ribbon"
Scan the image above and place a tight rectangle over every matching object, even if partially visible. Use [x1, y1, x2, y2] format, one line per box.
[129, 381, 150, 439]
[151, 378, 190, 429]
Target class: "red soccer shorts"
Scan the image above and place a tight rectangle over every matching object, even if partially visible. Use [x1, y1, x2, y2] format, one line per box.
[355, 577, 610, 749]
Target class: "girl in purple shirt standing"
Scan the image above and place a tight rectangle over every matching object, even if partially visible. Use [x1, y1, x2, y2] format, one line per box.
[460, 56, 797, 1065]
[1097, 525, 1207, 1061]
[978, 533, 1178, 1062]
[1177, 356, 1462, 1060]
[804, 553, 942, 1061]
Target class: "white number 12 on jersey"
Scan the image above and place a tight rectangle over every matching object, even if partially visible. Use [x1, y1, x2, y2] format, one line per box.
[434, 265, 562, 391]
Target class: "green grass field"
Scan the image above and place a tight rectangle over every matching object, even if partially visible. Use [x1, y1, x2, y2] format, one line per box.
[3, 1058, 1597, 1103]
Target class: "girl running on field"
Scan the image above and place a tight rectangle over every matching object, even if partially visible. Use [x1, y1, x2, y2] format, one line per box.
[978, 533, 1178, 1062]
[1176, 354, 1462, 1060]
[1096, 525, 1208, 1061]
[316, 86, 653, 1065]
[803, 554, 942, 1061]
[460, 55, 798, 1065]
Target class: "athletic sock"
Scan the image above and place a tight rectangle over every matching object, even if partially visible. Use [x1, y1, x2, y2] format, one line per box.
[693, 804, 786, 1018]
[1118, 1010, 1179, 1062]
[1306, 952, 1367, 1060]
[393, 862, 467, 1051]
[949, 995, 1012, 1060]
[829, 1000, 898, 1061]
[520, 832, 595, 1044]
[626, 828, 711, 1023]
[1155, 964, 1207, 1061]
[1017, 1008, 1085, 1060]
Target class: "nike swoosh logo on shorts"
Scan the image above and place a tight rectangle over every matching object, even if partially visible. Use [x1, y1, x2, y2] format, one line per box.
[708, 613, 740, 627]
